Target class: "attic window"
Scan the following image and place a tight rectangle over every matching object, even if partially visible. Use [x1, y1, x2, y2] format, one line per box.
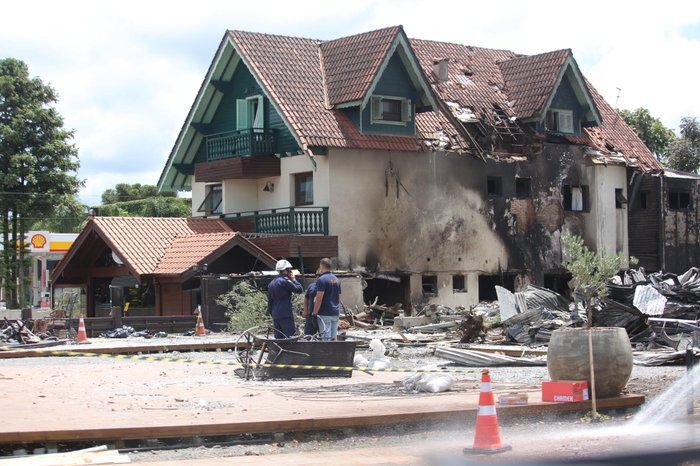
[197, 184, 222, 215]
[371, 95, 412, 125]
[546, 109, 574, 134]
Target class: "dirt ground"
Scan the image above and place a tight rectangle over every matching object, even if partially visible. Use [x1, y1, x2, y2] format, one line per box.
[1, 333, 697, 464]
[114, 340, 697, 464]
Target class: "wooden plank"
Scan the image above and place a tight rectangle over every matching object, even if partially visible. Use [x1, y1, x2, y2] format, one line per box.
[0, 341, 244, 359]
[0, 395, 644, 444]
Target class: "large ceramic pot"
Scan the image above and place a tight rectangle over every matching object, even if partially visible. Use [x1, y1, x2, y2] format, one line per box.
[547, 327, 633, 398]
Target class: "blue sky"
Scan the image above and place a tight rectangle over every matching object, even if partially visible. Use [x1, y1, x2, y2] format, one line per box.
[2, 0, 700, 206]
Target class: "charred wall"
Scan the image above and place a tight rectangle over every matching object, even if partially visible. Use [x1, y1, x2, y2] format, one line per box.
[327, 143, 603, 305]
[662, 175, 700, 273]
[628, 172, 661, 271]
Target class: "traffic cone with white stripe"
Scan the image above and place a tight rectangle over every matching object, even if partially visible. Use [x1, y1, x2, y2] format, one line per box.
[76, 314, 89, 343]
[195, 312, 206, 336]
[463, 368, 511, 455]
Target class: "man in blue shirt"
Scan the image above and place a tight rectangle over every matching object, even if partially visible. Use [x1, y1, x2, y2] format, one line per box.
[311, 258, 341, 341]
[267, 259, 303, 339]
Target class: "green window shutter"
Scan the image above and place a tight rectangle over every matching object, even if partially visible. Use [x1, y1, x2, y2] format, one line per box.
[371, 96, 382, 122]
[236, 99, 249, 130]
[252, 96, 264, 128]
[402, 98, 412, 122]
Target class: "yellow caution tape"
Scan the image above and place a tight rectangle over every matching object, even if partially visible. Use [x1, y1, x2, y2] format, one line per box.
[0, 347, 480, 374]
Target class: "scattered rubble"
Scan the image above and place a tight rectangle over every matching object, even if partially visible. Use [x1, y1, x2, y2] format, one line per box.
[3, 268, 700, 367]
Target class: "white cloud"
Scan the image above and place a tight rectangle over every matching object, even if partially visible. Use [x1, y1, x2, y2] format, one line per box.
[2, 0, 699, 206]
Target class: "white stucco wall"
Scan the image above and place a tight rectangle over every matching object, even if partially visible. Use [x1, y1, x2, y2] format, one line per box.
[584, 164, 629, 259]
[223, 179, 257, 213]
[190, 182, 206, 217]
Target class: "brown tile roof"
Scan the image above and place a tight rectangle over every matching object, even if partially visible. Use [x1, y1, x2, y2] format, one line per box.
[228, 28, 660, 171]
[498, 49, 571, 120]
[583, 82, 662, 172]
[228, 29, 457, 153]
[92, 217, 232, 276]
[321, 26, 401, 106]
[155, 232, 236, 275]
[409, 38, 661, 171]
[410, 39, 518, 127]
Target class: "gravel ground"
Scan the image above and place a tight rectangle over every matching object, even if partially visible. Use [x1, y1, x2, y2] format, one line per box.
[117, 337, 699, 464]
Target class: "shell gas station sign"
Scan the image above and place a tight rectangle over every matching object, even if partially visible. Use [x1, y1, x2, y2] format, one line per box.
[26, 231, 75, 253]
[25, 231, 78, 308]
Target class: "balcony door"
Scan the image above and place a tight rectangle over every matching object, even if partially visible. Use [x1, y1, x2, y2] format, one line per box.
[294, 172, 313, 206]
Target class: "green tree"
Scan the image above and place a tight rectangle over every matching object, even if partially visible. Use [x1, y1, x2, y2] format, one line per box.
[29, 195, 88, 233]
[560, 231, 631, 417]
[561, 232, 629, 324]
[0, 58, 82, 307]
[97, 183, 189, 217]
[101, 183, 165, 204]
[618, 107, 676, 159]
[665, 117, 700, 173]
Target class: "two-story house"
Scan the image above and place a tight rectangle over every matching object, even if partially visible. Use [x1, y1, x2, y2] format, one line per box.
[158, 26, 663, 310]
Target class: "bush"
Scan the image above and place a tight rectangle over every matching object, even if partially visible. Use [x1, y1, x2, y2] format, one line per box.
[216, 280, 305, 333]
[216, 281, 271, 332]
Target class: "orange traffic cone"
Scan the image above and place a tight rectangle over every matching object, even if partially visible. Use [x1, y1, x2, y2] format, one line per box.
[195, 313, 206, 336]
[463, 368, 511, 455]
[76, 314, 89, 343]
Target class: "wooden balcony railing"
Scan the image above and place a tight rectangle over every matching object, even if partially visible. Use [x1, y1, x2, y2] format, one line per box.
[205, 128, 275, 160]
[226, 207, 329, 235]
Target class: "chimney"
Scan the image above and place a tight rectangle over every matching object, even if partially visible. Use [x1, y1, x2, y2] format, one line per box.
[433, 58, 449, 82]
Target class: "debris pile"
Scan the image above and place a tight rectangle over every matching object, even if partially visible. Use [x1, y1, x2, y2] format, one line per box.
[604, 268, 700, 351]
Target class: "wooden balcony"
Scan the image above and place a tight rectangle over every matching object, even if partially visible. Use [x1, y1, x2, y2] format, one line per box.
[206, 128, 275, 160]
[222, 207, 337, 260]
[195, 129, 280, 182]
[224, 207, 329, 235]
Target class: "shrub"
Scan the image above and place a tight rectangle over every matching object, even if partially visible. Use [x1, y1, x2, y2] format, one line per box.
[216, 280, 305, 333]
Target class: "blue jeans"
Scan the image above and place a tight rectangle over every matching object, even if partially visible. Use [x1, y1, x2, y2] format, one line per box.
[316, 315, 339, 341]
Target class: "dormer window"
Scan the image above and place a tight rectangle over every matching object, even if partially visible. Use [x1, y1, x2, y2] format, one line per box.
[371, 95, 412, 125]
[546, 109, 574, 134]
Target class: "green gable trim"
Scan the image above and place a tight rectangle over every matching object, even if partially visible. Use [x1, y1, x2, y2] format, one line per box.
[360, 29, 439, 115]
[538, 56, 602, 129]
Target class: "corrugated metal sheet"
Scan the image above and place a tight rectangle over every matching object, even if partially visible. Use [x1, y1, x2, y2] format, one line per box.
[633, 284, 667, 316]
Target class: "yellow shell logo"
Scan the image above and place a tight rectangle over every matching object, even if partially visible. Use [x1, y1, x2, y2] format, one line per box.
[31, 234, 47, 249]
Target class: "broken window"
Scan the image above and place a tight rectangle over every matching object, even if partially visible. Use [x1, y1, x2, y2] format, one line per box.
[478, 274, 515, 301]
[546, 109, 574, 134]
[294, 172, 313, 206]
[515, 177, 532, 198]
[452, 275, 466, 293]
[668, 189, 692, 210]
[639, 190, 649, 209]
[562, 184, 589, 212]
[615, 188, 627, 209]
[197, 184, 222, 215]
[422, 275, 437, 297]
[370, 95, 412, 125]
[487, 176, 502, 196]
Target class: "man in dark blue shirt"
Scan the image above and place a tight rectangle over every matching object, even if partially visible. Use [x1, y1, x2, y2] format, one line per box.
[267, 259, 303, 339]
[302, 281, 318, 336]
[311, 258, 341, 341]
